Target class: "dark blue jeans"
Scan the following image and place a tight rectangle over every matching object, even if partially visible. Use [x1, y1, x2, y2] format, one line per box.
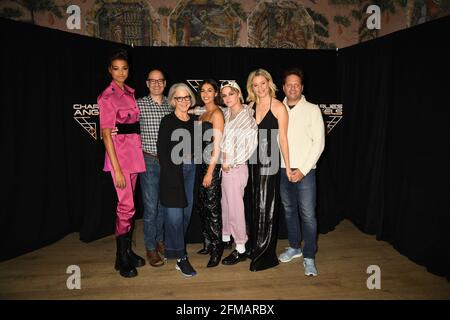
[280, 169, 317, 259]
[140, 154, 165, 251]
[164, 163, 196, 259]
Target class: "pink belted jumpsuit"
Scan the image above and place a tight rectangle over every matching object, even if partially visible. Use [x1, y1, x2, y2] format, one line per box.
[98, 81, 146, 236]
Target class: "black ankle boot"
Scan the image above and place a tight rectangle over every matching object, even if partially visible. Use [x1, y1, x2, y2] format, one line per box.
[115, 234, 138, 278]
[207, 246, 224, 268]
[126, 230, 145, 268]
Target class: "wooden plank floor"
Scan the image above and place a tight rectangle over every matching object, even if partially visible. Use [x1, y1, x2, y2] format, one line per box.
[0, 219, 449, 300]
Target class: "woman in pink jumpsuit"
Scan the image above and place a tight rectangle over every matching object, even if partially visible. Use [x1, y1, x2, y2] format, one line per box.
[98, 50, 146, 278]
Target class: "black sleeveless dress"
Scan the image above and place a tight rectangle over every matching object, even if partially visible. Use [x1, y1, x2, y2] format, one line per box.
[197, 121, 222, 254]
[247, 105, 281, 271]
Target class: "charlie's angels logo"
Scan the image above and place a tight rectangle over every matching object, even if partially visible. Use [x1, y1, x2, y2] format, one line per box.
[319, 104, 343, 134]
[186, 80, 203, 92]
[73, 103, 99, 140]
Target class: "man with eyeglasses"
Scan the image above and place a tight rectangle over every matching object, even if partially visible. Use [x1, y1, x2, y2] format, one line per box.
[137, 69, 173, 267]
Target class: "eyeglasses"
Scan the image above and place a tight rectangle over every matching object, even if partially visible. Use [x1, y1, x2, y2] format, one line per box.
[147, 78, 165, 85]
[174, 95, 191, 102]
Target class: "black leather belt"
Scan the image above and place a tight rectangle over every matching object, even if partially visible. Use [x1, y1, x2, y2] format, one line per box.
[116, 122, 140, 134]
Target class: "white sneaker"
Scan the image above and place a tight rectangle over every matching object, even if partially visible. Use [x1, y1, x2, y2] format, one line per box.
[303, 258, 318, 277]
[278, 247, 302, 263]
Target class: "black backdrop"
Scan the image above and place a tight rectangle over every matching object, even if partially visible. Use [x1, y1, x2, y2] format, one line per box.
[337, 17, 450, 280]
[1, 16, 449, 280]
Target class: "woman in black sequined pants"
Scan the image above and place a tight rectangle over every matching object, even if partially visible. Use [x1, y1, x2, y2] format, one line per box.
[196, 79, 225, 268]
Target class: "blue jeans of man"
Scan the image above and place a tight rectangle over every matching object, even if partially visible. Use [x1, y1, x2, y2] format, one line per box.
[280, 168, 317, 259]
[140, 154, 165, 251]
[164, 163, 196, 259]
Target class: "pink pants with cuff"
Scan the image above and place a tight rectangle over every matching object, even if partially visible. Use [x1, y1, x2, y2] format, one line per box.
[111, 172, 138, 236]
[221, 165, 248, 245]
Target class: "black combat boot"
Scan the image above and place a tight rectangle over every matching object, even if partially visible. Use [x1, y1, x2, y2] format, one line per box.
[126, 229, 145, 268]
[115, 234, 138, 278]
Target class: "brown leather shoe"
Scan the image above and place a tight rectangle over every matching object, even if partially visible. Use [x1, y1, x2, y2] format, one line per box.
[146, 249, 164, 267]
[156, 241, 165, 256]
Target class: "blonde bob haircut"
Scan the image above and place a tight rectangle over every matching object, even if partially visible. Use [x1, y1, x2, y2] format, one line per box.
[167, 83, 197, 108]
[246, 68, 277, 104]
